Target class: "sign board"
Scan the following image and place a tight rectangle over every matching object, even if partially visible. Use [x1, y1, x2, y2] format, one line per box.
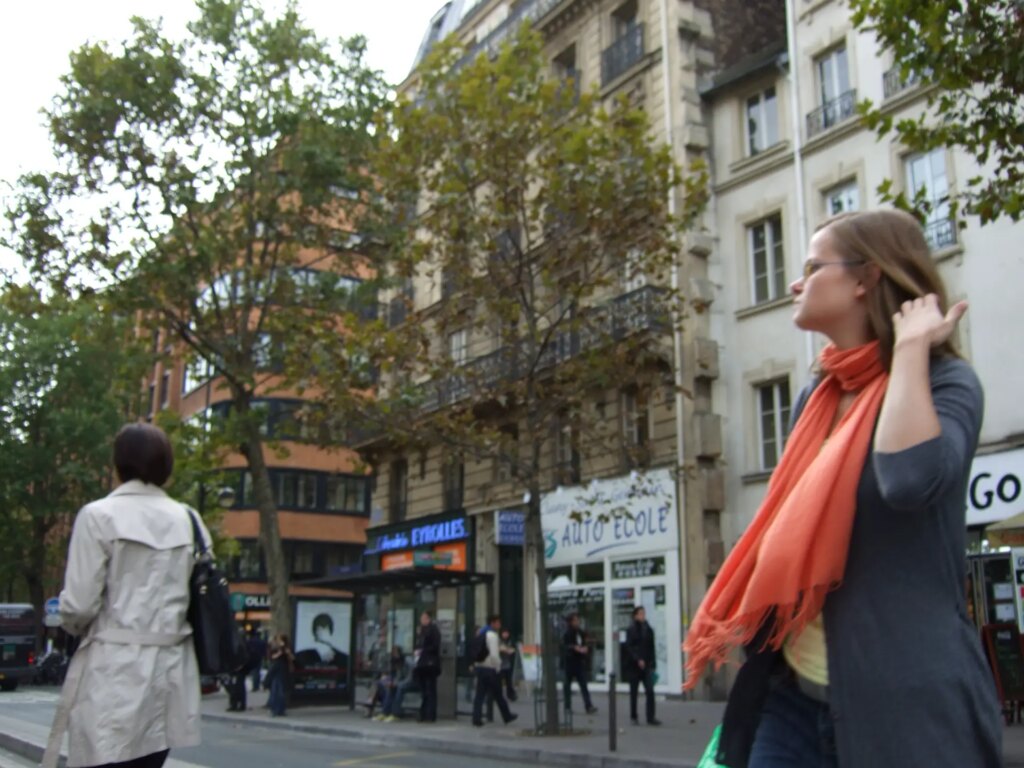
[44, 598, 60, 616]
[366, 512, 469, 555]
[968, 447, 1024, 526]
[495, 509, 526, 547]
[413, 551, 454, 567]
[612, 556, 666, 580]
[44, 614, 62, 628]
[982, 622, 1024, 703]
[542, 468, 677, 567]
[229, 593, 271, 611]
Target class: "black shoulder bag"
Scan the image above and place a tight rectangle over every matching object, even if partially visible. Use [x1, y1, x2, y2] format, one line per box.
[185, 507, 248, 675]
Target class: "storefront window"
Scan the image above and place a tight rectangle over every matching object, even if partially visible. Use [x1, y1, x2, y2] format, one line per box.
[577, 562, 605, 583]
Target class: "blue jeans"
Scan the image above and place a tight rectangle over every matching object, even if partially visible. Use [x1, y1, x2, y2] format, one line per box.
[268, 671, 287, 716]
[749, 675, 838, 768]
[386, 678, 418, 716]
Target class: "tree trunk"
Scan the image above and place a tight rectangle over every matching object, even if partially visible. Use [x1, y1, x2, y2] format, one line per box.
[525, 481, 561, 733]
[27, 515, 48, 652]
[237, 414, 292, 639]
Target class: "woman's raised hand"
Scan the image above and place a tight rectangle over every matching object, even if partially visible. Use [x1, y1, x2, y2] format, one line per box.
[892, 294, 968, 349]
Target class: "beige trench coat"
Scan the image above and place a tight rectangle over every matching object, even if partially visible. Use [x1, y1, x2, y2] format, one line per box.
[56, 480, 207, 767]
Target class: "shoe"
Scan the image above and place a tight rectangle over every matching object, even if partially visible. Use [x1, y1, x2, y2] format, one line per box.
[647, 718, 662, 726]
[472, 720, 484, 727]
[586, 706, 598, 715]
[504, 713, 519, 725]
[631, 717, 639, 725]
[226, 706, 237, 712]
[383, 715, 397, 723]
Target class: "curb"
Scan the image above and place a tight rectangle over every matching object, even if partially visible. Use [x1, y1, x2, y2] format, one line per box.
[0, 730, 65, 768]
[200, 711, 696, 768]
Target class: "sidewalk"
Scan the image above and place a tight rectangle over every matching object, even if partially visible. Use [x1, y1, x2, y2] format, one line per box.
[202, 687, 725, 768]
[204, 685, 1024, 768]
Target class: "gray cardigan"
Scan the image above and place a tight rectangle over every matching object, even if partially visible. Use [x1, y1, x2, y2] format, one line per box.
[719, 356, 1002, 767]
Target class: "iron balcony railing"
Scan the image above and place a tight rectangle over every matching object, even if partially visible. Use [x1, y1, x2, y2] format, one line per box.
[421, 285, 670, 412]
[882, 66, 929, 100]
[454, 0, 567, 72]
[806, 89, 858, 138]
[923, 217, 957, 251]
[601, 23, 645, 85]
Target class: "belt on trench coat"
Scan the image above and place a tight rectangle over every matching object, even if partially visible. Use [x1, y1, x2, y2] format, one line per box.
[41, 628, 191, 768]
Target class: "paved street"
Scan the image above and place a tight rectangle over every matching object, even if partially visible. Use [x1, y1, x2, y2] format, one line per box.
[0, 688, 549, 768]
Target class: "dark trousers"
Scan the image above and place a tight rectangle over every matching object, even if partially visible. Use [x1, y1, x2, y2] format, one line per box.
[500, 667, 517, 700]
[748, 676, 837, 768]
[268, 669, 287, 716]
[85, 750, 169, 768]
[473, 667, 513, 725]
[228, 671, 247, 710]
[629, 666, 656, 722]
[416, 669, 438, 721]
[563, 665, 593, 711]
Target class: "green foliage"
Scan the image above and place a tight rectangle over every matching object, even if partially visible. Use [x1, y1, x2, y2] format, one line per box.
[0, 287, 146, 605]
[851, 0, 1024, 223]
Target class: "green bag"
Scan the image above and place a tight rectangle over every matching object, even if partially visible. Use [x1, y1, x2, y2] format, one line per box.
[696, 724, 728, 768]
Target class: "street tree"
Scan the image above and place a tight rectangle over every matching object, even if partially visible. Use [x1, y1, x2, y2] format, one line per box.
[0, 287, 146, 647]
[4, 0, 389, 636]
[850, 0, 1024, 222]
[318, 28, 706, 731]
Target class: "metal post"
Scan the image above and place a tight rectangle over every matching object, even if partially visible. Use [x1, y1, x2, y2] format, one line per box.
[609, 672, 617, 752]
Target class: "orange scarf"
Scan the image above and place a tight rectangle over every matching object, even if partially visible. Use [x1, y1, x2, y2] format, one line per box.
[683, 341, 888, 689]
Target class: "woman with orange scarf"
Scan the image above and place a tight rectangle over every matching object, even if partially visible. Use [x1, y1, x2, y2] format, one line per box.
[685, 210, 1001, 767]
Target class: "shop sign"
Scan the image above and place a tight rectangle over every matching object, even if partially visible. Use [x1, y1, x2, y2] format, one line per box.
[541, 468, 678, 567]
[612, 557, 665, 580]
[230, 593, 271, 611]
[968, 447, 1024, 526]
[413, 551, 454, 567]
[495, 509, 526, 546]
[367, 514, 469, 554]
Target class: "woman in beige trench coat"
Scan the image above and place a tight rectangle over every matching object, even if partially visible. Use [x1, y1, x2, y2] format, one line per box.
[46, 423, 206, 768]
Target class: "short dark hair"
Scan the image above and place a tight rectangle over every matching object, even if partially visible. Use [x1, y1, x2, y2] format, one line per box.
[632, 606, 645, 618]
[313, 613, 333, 634]
[487, 613, 501, 625]
[566, 612, 580, 623]
[114, 423, 173, 486]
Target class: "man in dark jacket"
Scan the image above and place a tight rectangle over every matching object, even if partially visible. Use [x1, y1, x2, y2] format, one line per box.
[625, 607, 660, 725]
[413, 611, 442, 722]
[562, 613, 597, 714]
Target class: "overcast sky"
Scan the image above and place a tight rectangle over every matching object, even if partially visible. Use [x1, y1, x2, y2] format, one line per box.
[0, 0, 441, 273]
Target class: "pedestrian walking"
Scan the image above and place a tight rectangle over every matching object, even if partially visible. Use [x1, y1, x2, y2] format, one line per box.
[498, 628, 518, 702]
[247, 631, 267, 693]
[625, 607, 660, 726]
[412, 611, 442, 722]
[43, 423, 204, 768]
[472, 615, 518, 727]
[226, 657, 249, 711]
[562, 613, 597, 714]
[267, 634, 294, 717]
[683, 209, 1002, 768]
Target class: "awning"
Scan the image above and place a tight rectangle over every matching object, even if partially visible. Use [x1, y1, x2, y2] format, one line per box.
[986, 509, 1024, 547]
[299, 566, 493, 594]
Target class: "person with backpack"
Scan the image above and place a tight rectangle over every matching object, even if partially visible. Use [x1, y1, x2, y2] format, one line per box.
[472, 615, 518, 727]
[44, 423, 206, 768]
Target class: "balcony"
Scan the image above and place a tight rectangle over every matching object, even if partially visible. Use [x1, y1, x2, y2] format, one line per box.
[923, 217, 957, 251]
[421, 285, 669, 412]
[601, 23, 645, 86]
[454, 0, 567, 72]
[806, 89, 857, 138]
[882, 66, 928, 100]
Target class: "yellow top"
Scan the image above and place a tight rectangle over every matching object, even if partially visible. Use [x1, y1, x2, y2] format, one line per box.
[783, 615, 829, 686]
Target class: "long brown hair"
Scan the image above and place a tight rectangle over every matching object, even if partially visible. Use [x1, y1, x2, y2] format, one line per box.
[816, 209, 960, 369]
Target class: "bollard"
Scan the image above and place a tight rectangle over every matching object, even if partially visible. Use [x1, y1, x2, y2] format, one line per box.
[609, 672, 617, 752]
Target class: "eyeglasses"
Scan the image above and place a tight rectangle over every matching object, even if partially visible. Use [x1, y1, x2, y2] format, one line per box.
[801, 260, 865, 280]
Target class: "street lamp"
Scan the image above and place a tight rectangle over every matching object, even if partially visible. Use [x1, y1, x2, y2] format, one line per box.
[216, 485, 236, 509]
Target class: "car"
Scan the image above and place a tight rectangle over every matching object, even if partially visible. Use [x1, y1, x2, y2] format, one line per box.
[0, 604, 37, 692]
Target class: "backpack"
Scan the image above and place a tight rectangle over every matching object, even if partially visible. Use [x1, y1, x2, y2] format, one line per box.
[185, 507, 248, 675]
[471, 628, 491, 663]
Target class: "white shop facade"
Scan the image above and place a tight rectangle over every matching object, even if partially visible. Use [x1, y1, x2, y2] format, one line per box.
[540, 468, 681, 693]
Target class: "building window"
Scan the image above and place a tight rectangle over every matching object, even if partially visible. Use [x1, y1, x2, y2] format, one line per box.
[807, 47, 855, 137]
[553, 44, 579, 103]
[602, 0, 644, 85]
[904, 149, 955, 250]
[290, 542, 318, 578]
[748, 214, 786, 304]
[494, 423, 519, 483]
[824, 180, 860, 216]
[325, 475, 369, 514]
[389, 459, 408, 523]
[159, 371, 171, 409]
[757, 378, 792, 470]
[233, 540, 263, 580]
[746, 87, 779, 156]
[274, 470, 318, 510]
[441, 457, 465, 511]
[448, 328, 468, 366]
[147, 383, 156, 416]
[621, 387, 651, 466]
[181, 358, 211, 394]
[555, 412, 581, 485]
